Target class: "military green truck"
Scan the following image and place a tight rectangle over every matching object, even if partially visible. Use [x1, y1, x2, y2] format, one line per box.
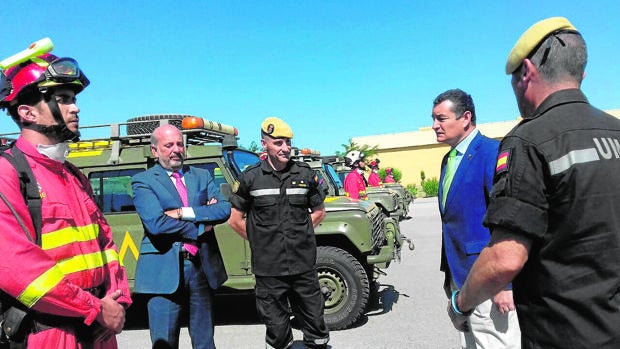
[324, 156, 413, 220]
[291, 148, 406, 221]
[33, 114, 406, 330]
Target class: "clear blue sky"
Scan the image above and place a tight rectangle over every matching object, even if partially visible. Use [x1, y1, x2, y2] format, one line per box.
[2, 1, 619, 154]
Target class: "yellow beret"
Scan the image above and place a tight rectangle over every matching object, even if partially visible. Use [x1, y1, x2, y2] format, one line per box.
[261, 116, 293, 139]
[505, 17, 578, 74]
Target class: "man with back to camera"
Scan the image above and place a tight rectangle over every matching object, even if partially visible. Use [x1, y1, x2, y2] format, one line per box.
[131, 124, 230, 349]
[228, 116, 330, 349]
[0, 52, 131, 348]
[448, 17, 620, 348]
[433, 88, 520, 348]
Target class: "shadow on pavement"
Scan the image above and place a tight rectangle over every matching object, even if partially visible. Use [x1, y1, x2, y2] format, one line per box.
[124, 292, 262, 330]
[125, 284, 406, 331]
[367, 284, 410, 316]
[290, 340, 333, 348]
[334, 283, 409, 330]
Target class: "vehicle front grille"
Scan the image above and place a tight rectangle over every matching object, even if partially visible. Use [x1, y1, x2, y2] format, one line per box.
[391, 194, 399, 209]
[369, 209, 387, 250]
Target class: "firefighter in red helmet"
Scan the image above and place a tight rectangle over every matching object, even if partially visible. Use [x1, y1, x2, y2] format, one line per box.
[0, 51, 131, 349]
[384, 167, 396, 183]
[367, 159, 382, 187]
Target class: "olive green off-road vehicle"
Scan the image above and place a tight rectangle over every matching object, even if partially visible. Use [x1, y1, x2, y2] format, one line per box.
[16, 114, 406, 330]
[292, 148, 406, 221]
[324, 156, 414, 220]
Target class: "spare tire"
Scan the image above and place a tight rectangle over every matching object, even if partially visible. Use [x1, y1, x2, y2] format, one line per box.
[126, 114, 190, 135]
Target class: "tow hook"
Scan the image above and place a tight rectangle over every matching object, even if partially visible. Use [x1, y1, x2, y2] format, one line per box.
[405, 237, 415, 251]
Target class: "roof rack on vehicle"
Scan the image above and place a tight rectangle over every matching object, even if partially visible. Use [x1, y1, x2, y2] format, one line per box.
[291, 147, 322, 163]
[321, 155, 342, 164]
[65, 114, 239, 164]
[75, 115, 237, 143]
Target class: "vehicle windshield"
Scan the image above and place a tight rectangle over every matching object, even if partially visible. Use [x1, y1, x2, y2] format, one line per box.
[324, 164, 344, 190]
[233, 149, 260, 170]
[225, 148, 260, 177]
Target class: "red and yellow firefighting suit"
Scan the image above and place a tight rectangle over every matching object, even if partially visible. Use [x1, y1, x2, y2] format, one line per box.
[367, 171, 382, 187]
[344, 170, 367, 200]
[0, 137, 131, 349]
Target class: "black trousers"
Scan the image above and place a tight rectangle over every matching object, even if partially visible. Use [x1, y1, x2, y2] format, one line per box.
[255, 270, 330, 349]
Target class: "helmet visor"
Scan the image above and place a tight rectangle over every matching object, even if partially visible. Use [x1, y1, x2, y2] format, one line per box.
[40, 57, 90, 88]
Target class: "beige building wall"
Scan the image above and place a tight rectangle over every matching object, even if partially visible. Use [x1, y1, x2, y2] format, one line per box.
[353, 109, 620, 187]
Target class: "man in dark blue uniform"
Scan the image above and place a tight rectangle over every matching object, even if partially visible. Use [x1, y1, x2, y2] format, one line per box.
[448, 17, 620, 348]
[228, 117, 330, 349]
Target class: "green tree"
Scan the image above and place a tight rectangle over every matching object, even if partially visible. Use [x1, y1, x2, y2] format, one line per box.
[422, 177, 439, 197]
[340, 138, 379, 159]
[247, 140, 260, 153]
[378, 167, 402, 182]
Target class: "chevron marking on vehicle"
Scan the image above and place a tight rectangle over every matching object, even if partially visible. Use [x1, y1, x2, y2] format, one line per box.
[119, 231, 140, 261]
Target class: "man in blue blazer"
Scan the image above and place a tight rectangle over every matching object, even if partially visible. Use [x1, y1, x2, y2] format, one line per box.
[432, 89, 520, 348]
[132, 124, 230, 349]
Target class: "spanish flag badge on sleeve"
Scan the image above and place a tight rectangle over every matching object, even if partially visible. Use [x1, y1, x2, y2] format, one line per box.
[495, 150, 511, 174]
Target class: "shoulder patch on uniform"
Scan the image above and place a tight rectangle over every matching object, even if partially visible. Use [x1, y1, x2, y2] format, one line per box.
[232, 180, 240, 193]
[246, 162, 261, 172]
[495, 149, 511, 174]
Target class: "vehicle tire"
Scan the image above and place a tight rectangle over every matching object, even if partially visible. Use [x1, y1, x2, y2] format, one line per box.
[126, 114, 189, 135]
[316, 246, 370, 330]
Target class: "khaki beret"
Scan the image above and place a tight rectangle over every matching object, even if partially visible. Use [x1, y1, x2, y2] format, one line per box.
[505, 17, 578, 74]
[261, 116, 293, 139]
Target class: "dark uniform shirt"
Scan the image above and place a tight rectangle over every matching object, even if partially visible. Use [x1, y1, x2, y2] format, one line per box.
[484, 89, 620, 349]
[230, 159, 324, 277]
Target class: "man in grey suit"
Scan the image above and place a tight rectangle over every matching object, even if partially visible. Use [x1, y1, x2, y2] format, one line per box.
[132, 124, 230, 349]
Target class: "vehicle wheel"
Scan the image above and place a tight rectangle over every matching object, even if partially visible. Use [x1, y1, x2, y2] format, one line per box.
[365, 278, 382, 312]
[126, 114, 189, 135]
[316, 246, 370, 330]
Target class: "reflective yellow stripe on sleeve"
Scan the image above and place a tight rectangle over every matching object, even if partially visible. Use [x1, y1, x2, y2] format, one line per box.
[56, 251, 106, 275]
[17, 266, 65, 308]
[104, 248, 124, 267]
[18, 249, 123, 308]
[41, 224, 99, 250]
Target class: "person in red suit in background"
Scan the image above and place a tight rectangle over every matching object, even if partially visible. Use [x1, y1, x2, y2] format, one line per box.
[367, 159, 382, 187]
[384, 167, 396, 183]
[343, 150, 368, 200]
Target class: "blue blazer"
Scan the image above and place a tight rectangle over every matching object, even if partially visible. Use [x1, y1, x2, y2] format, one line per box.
[131, 164, 230, 294]
[439, 132, 501, 294]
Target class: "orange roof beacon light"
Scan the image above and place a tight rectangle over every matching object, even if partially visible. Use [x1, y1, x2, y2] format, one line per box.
[181, 116, 238, 136]
[300, 148, 320, 156]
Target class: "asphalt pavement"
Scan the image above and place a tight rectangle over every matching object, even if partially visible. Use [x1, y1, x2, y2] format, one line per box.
[117, 197, 462, 348]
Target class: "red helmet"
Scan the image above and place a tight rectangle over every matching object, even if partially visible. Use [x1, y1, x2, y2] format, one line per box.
[2, 53, 89, 105]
